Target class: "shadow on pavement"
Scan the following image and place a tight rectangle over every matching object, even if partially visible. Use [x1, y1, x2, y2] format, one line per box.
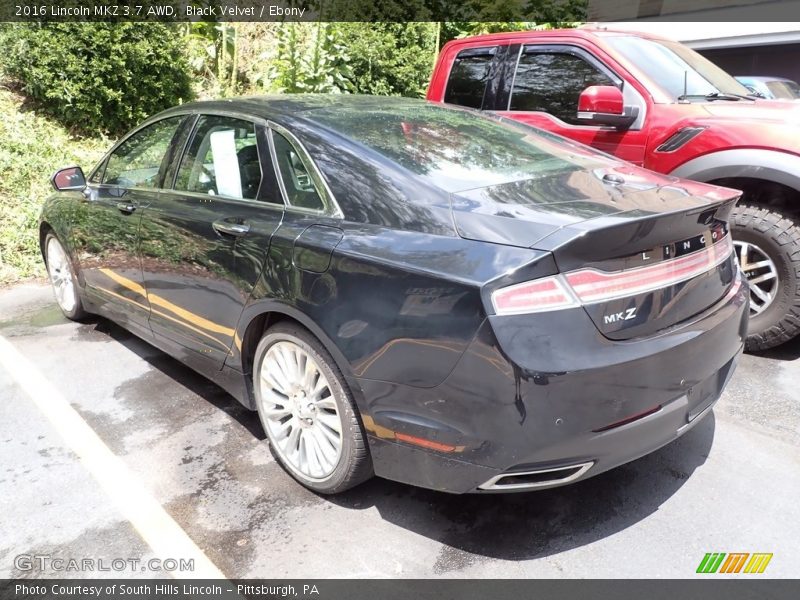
[87, 317, 265, 440]
[333, 416, 716, 566]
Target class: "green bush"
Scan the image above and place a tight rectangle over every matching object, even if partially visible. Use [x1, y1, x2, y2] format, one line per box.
[0, 23, 194, 135]
[0, 86, 109, 284]
[333, 23, 438, 97]
[255, 23, 439, 98]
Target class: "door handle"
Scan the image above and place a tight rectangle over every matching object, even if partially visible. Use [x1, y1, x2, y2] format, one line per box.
[212, 219, 250, 237]
[116, 202, 136, 214]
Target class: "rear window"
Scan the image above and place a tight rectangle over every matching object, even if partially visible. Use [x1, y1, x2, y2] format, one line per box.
[443, 47, 496, 109]
[305, 103, 612, 193]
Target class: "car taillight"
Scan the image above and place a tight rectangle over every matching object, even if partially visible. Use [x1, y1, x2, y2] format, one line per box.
[491, 276, 580, 315]
[491, 235, 733, 315]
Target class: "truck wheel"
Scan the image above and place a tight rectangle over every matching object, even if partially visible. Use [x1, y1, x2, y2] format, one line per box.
[731, 204, 800, 351]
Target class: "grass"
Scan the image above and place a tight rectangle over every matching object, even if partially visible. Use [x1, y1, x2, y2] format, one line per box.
[0, 83, 110, 284]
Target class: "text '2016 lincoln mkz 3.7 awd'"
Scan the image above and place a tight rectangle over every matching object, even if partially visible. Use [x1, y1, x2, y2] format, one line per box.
[41, 96, 748, 494]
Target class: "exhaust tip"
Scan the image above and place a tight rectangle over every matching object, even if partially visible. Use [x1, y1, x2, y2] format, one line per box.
[478, 461, 594, 491]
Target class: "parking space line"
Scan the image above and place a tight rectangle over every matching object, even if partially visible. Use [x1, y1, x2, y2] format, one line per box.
[0, 333, 226, 579]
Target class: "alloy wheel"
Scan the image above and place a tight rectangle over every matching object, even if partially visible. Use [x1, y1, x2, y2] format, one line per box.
[46, 237, 77, 313]
[734, 240, 779, 315]
[258, 341, 343, 481]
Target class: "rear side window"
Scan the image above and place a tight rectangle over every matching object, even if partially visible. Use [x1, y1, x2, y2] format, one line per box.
[271, 130, 325, 212]
[510, 51, 615, 125]
[444, 47, 497, 109]
[175, 115, 262, 200]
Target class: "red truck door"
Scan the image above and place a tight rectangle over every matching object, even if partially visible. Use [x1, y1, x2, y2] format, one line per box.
[434, 41, 650, 166]
[496, 44, 649, 165]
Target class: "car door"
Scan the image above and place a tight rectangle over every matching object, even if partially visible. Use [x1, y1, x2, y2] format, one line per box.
[138, 112, 285, 365]
[75, 115, 187, 331]
[494, 44, 649, 165]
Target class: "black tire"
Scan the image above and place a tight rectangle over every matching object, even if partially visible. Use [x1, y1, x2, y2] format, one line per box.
[43, 232, 88, 321]
[730, 204, 800, 351]
[252, 322, 373, 494]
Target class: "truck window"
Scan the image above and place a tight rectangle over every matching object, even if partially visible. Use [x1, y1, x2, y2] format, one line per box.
[603, 35, 750, 100]
[510, 50, 615, 125]
[444, 47, 497, 109]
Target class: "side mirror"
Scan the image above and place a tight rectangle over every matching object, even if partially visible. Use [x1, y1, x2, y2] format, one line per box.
[577, 86, 639, 129]
[51, 166, 87, 191]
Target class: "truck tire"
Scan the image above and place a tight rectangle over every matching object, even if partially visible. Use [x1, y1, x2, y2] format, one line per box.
[730, 204, 800, 351]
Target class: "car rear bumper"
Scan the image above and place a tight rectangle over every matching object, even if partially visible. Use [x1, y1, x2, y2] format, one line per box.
[359, 273, 748, 493]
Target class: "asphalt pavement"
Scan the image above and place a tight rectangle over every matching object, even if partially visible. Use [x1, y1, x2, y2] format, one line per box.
[0, 283, 798, 578]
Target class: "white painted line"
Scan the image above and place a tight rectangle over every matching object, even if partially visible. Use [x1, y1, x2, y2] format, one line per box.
[0, 334, 226, 579]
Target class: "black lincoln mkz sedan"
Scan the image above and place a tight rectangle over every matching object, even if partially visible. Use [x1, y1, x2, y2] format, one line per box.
[41, 96, 748, 494]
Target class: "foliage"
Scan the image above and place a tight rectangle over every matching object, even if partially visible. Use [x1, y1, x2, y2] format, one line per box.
[0, 22, 194, 135]
[184, 20, 241, 97]
[258, 23, 438, 98]
[439, 21, 537, 48]
[0, 86, 109, 284]
[266, 23, 354, 94]
[454, 0, 587, 23]
[332, 23, 438, 97]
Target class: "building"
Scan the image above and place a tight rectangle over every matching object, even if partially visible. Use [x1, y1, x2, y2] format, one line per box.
[589, 0, 800, 82]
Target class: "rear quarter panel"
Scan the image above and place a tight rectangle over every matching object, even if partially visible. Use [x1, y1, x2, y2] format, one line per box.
[237, 224, 549, 391]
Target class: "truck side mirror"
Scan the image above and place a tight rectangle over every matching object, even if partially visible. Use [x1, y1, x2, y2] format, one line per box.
[577, 86, 638, 129]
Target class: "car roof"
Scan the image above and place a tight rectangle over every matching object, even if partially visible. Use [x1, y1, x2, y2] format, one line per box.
[161, 94, 435, 123]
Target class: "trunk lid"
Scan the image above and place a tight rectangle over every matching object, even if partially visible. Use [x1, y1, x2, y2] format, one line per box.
[452, 166, 741, 340]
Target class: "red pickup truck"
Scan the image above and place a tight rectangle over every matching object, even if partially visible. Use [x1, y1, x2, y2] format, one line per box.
[427, 27, 800, 351]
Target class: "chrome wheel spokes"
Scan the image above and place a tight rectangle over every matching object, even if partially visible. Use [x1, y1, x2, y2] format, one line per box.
[259, 341, 342, 481]
[734, 240, 779, 316]
[46, 238, 76, 313]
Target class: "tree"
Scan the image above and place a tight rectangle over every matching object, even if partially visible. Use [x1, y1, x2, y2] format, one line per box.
[332, 23, 439, 97]
[260, 23, 437, 98]
[0, 23, 194, 135]
[184, 20, 241, 97]
[267, 23, 354, 94]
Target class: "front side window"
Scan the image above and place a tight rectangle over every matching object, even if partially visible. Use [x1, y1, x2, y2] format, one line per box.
[175, 115, 262, 200]
[510, 51, 616, 125]
[271, 130, 325, 212]
[103, 116, 184, 189]
[444, 47, 497, 109]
